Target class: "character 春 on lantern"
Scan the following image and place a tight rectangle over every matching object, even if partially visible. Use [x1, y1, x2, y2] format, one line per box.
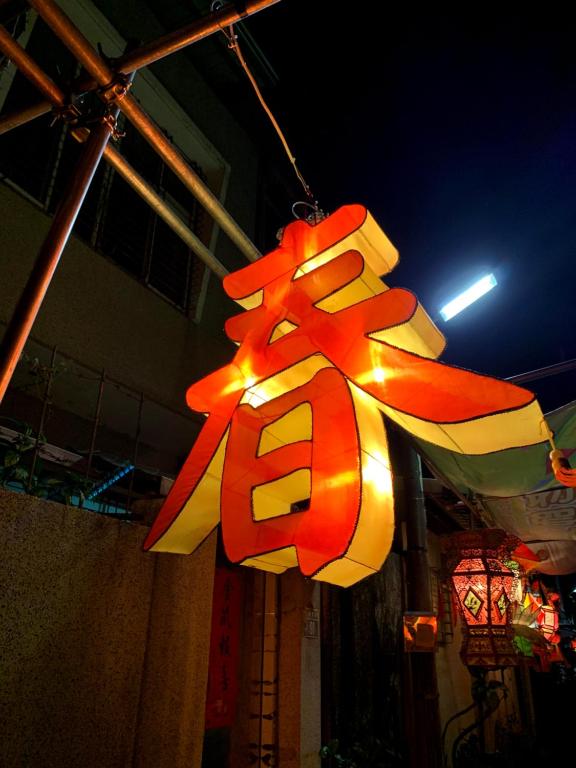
[145, 205, 548, 588]
[444, 529, 521, 668]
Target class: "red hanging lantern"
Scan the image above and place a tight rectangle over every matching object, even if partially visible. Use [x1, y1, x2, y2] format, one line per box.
[444, 529, 520, 668]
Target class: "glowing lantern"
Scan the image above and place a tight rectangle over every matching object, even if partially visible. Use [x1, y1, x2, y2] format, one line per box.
[145, 206, 547, 588]
[446, 529, 519, 668]
[537, 605, 560, 644]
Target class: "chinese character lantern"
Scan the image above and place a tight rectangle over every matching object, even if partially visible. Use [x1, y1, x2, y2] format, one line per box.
[444, 529, 520, 668]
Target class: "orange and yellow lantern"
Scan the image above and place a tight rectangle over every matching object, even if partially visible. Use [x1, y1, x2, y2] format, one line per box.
[145, 206, 547, 588]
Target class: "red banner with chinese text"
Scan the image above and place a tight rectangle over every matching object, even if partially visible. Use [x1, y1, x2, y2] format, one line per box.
[205, 566, 244, 730]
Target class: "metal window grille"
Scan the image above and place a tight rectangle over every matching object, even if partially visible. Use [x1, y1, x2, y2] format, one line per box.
[430, 568, 455, 645]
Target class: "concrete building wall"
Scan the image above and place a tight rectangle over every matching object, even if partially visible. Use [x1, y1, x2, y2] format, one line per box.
[0, 488, 216, 768]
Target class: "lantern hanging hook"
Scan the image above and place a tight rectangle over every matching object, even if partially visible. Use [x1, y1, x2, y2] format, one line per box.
[291, 200, 326, 225]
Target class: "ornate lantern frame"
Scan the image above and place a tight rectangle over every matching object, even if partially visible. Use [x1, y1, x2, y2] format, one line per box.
[444, 529, 520, 669]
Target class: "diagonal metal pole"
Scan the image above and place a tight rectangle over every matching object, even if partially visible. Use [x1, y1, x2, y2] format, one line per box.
[0, 1, 279, 136]
[0, 116, 115, 403]
[120, 97, 260, 262]
[104, 148, 229, 279]
[26, 0, 261, 263]
[0, 23, 64, 104]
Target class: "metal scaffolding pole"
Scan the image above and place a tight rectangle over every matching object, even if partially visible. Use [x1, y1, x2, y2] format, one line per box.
[0, 118, 114, 401]
[0, 100, 48, 134]
[0, 23, 64, 104]
[0, 20, 234, 402]
[0, 24, 230, 278]
[119, 97, 260, 262]
[28, 0, 261, 262]
[0, 0, 280, 136]
[92, 0, 280, 79]
[103, 147, 229, 280]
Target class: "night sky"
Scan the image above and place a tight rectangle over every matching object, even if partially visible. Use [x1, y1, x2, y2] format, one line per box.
[246, 3, 576, 411]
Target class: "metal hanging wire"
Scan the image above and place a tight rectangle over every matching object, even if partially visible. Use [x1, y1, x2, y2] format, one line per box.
[213, 3, 323, 223]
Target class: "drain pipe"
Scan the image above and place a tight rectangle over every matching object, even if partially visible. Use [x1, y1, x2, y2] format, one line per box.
[388, 423, 442, 768]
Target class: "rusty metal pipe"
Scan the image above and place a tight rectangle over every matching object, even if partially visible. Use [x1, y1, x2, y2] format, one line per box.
[0, 26, 230, 277]
[28, 0, 261, 262]
[0, 23, 230, 401]
[0, 119, 113, 403]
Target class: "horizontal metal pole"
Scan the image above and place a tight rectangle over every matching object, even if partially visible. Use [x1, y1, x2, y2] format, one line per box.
[28, 0, 261, 263]
[506, 357, 576, 385]
[115, 0, 280, 75]
[0, 21, 231, 279]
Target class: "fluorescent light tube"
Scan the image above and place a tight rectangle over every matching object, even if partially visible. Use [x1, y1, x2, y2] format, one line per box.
[440, 273, 497, 321]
